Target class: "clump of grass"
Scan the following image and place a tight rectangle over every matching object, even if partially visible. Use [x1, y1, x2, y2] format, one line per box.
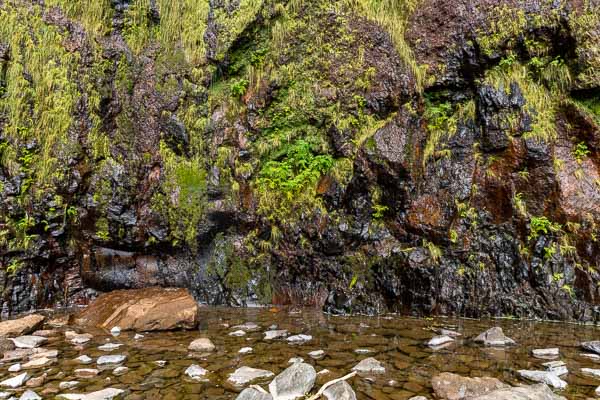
[477, 5, 528, 57]
[123, 0, 210, 65]
[476, 3, 563, 57]
[484, 62, 557, 142]
[0, 3, 79, 190]
[46, 0, 114, 36]
[344, 0, 425, 91]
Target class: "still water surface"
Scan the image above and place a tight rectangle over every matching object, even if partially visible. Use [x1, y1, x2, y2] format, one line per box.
[5, 307, 600, 399]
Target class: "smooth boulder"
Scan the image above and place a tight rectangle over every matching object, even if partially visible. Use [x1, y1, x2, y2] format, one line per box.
[351, 357, 385, 373]
[97, 355, 126, 365]
[474, 327, 515, 346]
[22, 357, 54, 369]
[0, 372, 29, 388]
[11, 336, 47, 349]
[185, 365, 208, 379]
[269, 362, 316, 400]
[0, 315, 45, 337]
[542, 361, 567, 376]
[428, 335, 454, 347]
[532, 348, 559, 358]
[19, 390, 41, 400]
[236, 388, 273, 400]
[76, 287, 199, 331]
[323, 381, 357, 400]
[264, 330, 288, 340]
[228, 367, 275, 386]
[189, 338, 215, 352]
[432, 373, 508, 400]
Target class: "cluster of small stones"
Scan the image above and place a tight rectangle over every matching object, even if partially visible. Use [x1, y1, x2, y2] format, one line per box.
[0, 314, 128, 399]
[422, 326, 600, 398]
[2, 312, 600, 399]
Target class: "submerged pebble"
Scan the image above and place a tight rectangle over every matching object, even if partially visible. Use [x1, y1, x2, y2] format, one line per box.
[0, 308, 598, 399]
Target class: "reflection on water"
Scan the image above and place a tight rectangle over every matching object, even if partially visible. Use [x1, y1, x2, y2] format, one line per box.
[3, 307, 600, 399]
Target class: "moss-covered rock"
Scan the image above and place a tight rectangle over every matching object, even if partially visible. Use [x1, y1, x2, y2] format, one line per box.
[0, 0, 599, 321]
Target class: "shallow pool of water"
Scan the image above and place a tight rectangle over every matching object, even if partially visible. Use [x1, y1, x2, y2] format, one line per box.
[3, 307, 600, 399]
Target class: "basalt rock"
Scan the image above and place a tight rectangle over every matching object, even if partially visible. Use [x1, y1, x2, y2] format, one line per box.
[0, 0, 599, 322]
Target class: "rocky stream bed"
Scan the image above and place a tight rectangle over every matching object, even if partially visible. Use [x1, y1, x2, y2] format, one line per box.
[4, 301, 600, 399]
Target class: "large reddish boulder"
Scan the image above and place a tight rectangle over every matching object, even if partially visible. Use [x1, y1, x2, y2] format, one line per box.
[432, 373, 509, 400]
[0, 315, 45, 337]
[76, 287, 199, 332]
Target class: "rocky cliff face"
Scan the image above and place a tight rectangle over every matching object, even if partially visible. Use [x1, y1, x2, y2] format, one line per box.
[0, 0, 599, 321]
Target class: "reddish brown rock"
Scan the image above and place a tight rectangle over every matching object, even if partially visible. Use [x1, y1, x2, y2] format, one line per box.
[432, 373, 509, 400]
[76, 287, 199, 332]
[0, 315, 45, 338]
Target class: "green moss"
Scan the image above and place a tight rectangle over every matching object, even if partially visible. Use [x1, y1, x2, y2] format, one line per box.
[476, 3, 562, 57]
[95, 217, 111, 242]
[211, 0, 265, 61]
[208, 232, 273, 304]
[574, 95, 600, 125]
[123, 0, 210, 68]
[230, 78, 250, 98]
[151, 142, 207, 250]
[570, 3, 600, 87]
[45, 0, 114, 36]
[0, 4, 79, 184]
[574, 142, 591, 163]
[477, 6, 528, 57]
